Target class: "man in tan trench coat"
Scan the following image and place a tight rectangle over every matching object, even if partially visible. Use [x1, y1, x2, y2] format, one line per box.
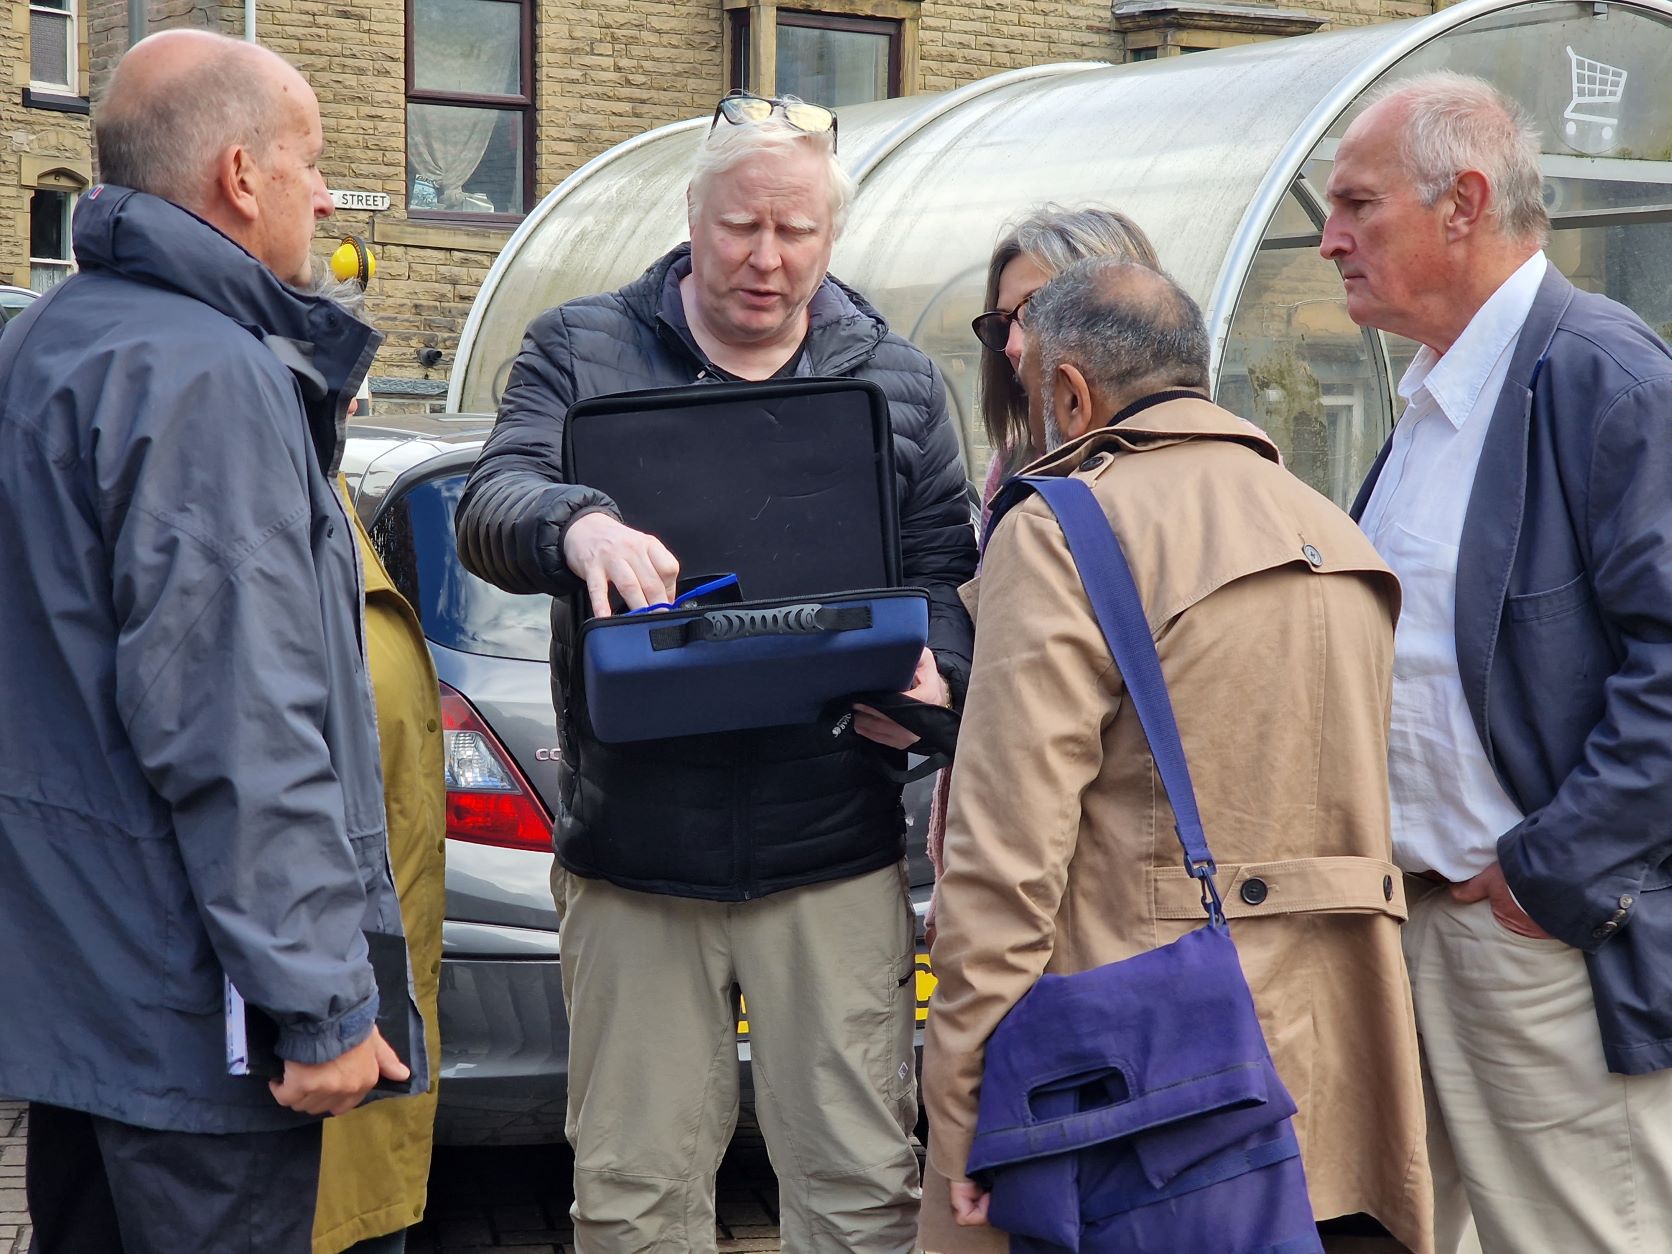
[920, 260, 1432, 1253]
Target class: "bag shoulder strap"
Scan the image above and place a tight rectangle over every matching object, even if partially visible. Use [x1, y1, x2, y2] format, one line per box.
[986, 473, 1224, 921]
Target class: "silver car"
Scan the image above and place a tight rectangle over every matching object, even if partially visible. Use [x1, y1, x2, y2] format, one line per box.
[342, 412, 940, 1146]
[0, 285, 39, 326]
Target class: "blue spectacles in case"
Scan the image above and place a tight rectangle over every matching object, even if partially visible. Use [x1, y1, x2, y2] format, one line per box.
[625, 573, 742, 615]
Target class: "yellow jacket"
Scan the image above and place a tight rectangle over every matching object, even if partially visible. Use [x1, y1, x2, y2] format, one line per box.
[314, 481, 447, 1252]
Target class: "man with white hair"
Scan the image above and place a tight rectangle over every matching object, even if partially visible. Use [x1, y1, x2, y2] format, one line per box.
[1325, 71, 1672, 1251]
[456, 92, 975, 1252]
[0, 28, 419, 1254]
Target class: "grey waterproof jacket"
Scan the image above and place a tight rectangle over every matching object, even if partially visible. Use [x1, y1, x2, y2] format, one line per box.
[457, 245, 976, 900]
[0, 186, 427, 1133]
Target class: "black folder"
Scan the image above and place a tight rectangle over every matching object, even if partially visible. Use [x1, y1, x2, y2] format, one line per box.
[234, 930, 415, 1095]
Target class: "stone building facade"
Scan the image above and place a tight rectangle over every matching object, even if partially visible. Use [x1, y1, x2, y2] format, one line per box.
[3, 0, 92, 297]
[60, 0, 1438, 409]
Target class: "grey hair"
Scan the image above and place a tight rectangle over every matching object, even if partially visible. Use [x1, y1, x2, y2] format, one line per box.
[980, 206, 1161, 471]
[1371, 71, 1549, 242]
[96, 32, 284, 211]
[306, 268, 370, 318]
[1028, 257, 1209, 425]
[688, 108, 855, 237]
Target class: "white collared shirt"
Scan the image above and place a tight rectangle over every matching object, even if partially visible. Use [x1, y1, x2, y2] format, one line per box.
[1358, 251, 1548, 880]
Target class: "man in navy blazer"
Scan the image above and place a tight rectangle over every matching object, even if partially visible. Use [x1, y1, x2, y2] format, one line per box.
[1325, 71, 1672, 1253]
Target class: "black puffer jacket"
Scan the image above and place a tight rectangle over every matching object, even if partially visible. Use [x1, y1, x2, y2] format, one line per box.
[457, 246, 976, 900]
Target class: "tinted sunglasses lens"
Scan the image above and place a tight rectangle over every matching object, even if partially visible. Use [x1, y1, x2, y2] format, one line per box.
[720, 96, 774, 125]
[782, 102, 835, 134]
[972, 313, 1010, 353]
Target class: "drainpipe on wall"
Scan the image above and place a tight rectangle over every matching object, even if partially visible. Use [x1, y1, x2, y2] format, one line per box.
[127, 0, 144, 46]
[244, 0, 255, 41]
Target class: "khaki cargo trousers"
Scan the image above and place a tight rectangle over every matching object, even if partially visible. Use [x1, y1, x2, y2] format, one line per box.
[553, 860, 922, 1253]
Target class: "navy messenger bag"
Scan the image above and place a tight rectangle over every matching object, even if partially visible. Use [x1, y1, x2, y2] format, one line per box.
[565, 379, 928, 743]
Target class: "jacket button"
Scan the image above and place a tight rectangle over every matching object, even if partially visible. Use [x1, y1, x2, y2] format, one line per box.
[1594, 922, 1618, 940]
[426, 718, 438, 733]
[1240, 878, 1268, 906]
[327, 523, 336, 538]
[1620, 894, 1635, 909]
[1302, 544, 1323, 568]
[1383, 875, 1394, 902]
[1079, 454, 1105, 472]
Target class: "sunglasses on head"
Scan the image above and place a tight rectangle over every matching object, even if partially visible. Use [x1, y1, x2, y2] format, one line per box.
[711, 90, 839, 151]
[971, 292, 1034, 353]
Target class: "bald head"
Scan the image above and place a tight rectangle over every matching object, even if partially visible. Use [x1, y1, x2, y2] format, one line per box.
[96, 30, 331, 285]
[98, 30, 305, 214]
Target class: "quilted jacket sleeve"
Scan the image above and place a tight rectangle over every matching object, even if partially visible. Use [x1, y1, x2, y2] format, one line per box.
[455, 307, 619, 596]
[894, 347, 977, 702]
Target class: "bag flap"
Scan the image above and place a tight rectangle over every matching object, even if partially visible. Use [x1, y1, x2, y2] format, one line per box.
[1130, 1055, 1296, 1188]
[967, 1060, 1269, 1177]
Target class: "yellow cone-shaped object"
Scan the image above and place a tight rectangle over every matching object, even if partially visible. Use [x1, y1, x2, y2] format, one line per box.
[329, 236, 376, 286]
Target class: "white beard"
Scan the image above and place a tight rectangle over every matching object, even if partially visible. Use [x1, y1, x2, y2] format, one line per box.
[1042, 393, 1066, 453]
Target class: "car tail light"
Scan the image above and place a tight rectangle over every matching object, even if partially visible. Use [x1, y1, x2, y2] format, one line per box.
[439, 681, 553, 852]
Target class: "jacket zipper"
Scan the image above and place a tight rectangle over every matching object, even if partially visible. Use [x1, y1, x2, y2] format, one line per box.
[734, 756, 753, 899]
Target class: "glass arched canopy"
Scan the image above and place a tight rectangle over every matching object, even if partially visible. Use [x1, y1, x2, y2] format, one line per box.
[451, 0, 1672, 506]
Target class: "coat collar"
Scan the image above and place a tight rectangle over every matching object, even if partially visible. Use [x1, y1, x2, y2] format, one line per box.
[73, 185, 383, 475]
[1020, 393, 1284, 478]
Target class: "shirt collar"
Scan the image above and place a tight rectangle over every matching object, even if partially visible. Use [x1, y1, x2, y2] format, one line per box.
[1396, 251, 1548, 430]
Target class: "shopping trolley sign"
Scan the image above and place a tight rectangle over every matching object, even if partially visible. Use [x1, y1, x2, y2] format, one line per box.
[1563, 45, 1628, 151]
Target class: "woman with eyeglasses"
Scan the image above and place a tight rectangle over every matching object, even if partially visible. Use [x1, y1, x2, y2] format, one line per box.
[926, 205, 1163, 926]
[969, 206, 1162, 505]
[925, 205, 1163, 928]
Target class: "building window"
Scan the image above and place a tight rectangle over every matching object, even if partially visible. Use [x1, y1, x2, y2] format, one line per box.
[730, 8, 904, 106]
[29, 0, 76, 91]
[406, 0, 533, 220]
[30, 188, 75, 292]
[778, 12, 900, 105]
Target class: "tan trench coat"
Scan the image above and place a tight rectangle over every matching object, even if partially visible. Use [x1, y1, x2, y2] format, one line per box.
[920, 398, 1432, 1254]
[313, 483, 447, 1252]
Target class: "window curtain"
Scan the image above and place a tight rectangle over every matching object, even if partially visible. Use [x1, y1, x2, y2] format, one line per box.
[408, 0, 519, 210]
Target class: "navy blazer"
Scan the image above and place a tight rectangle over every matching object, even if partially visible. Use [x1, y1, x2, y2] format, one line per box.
[1353, 266, 1672, 1075]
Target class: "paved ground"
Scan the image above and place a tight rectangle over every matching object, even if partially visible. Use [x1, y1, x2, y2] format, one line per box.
[0, 1098, 1396, 1253]
[0, 1098, 791, 1253]
[410, 1135, 787, 1253]
[0, 1103, 28, 1254]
